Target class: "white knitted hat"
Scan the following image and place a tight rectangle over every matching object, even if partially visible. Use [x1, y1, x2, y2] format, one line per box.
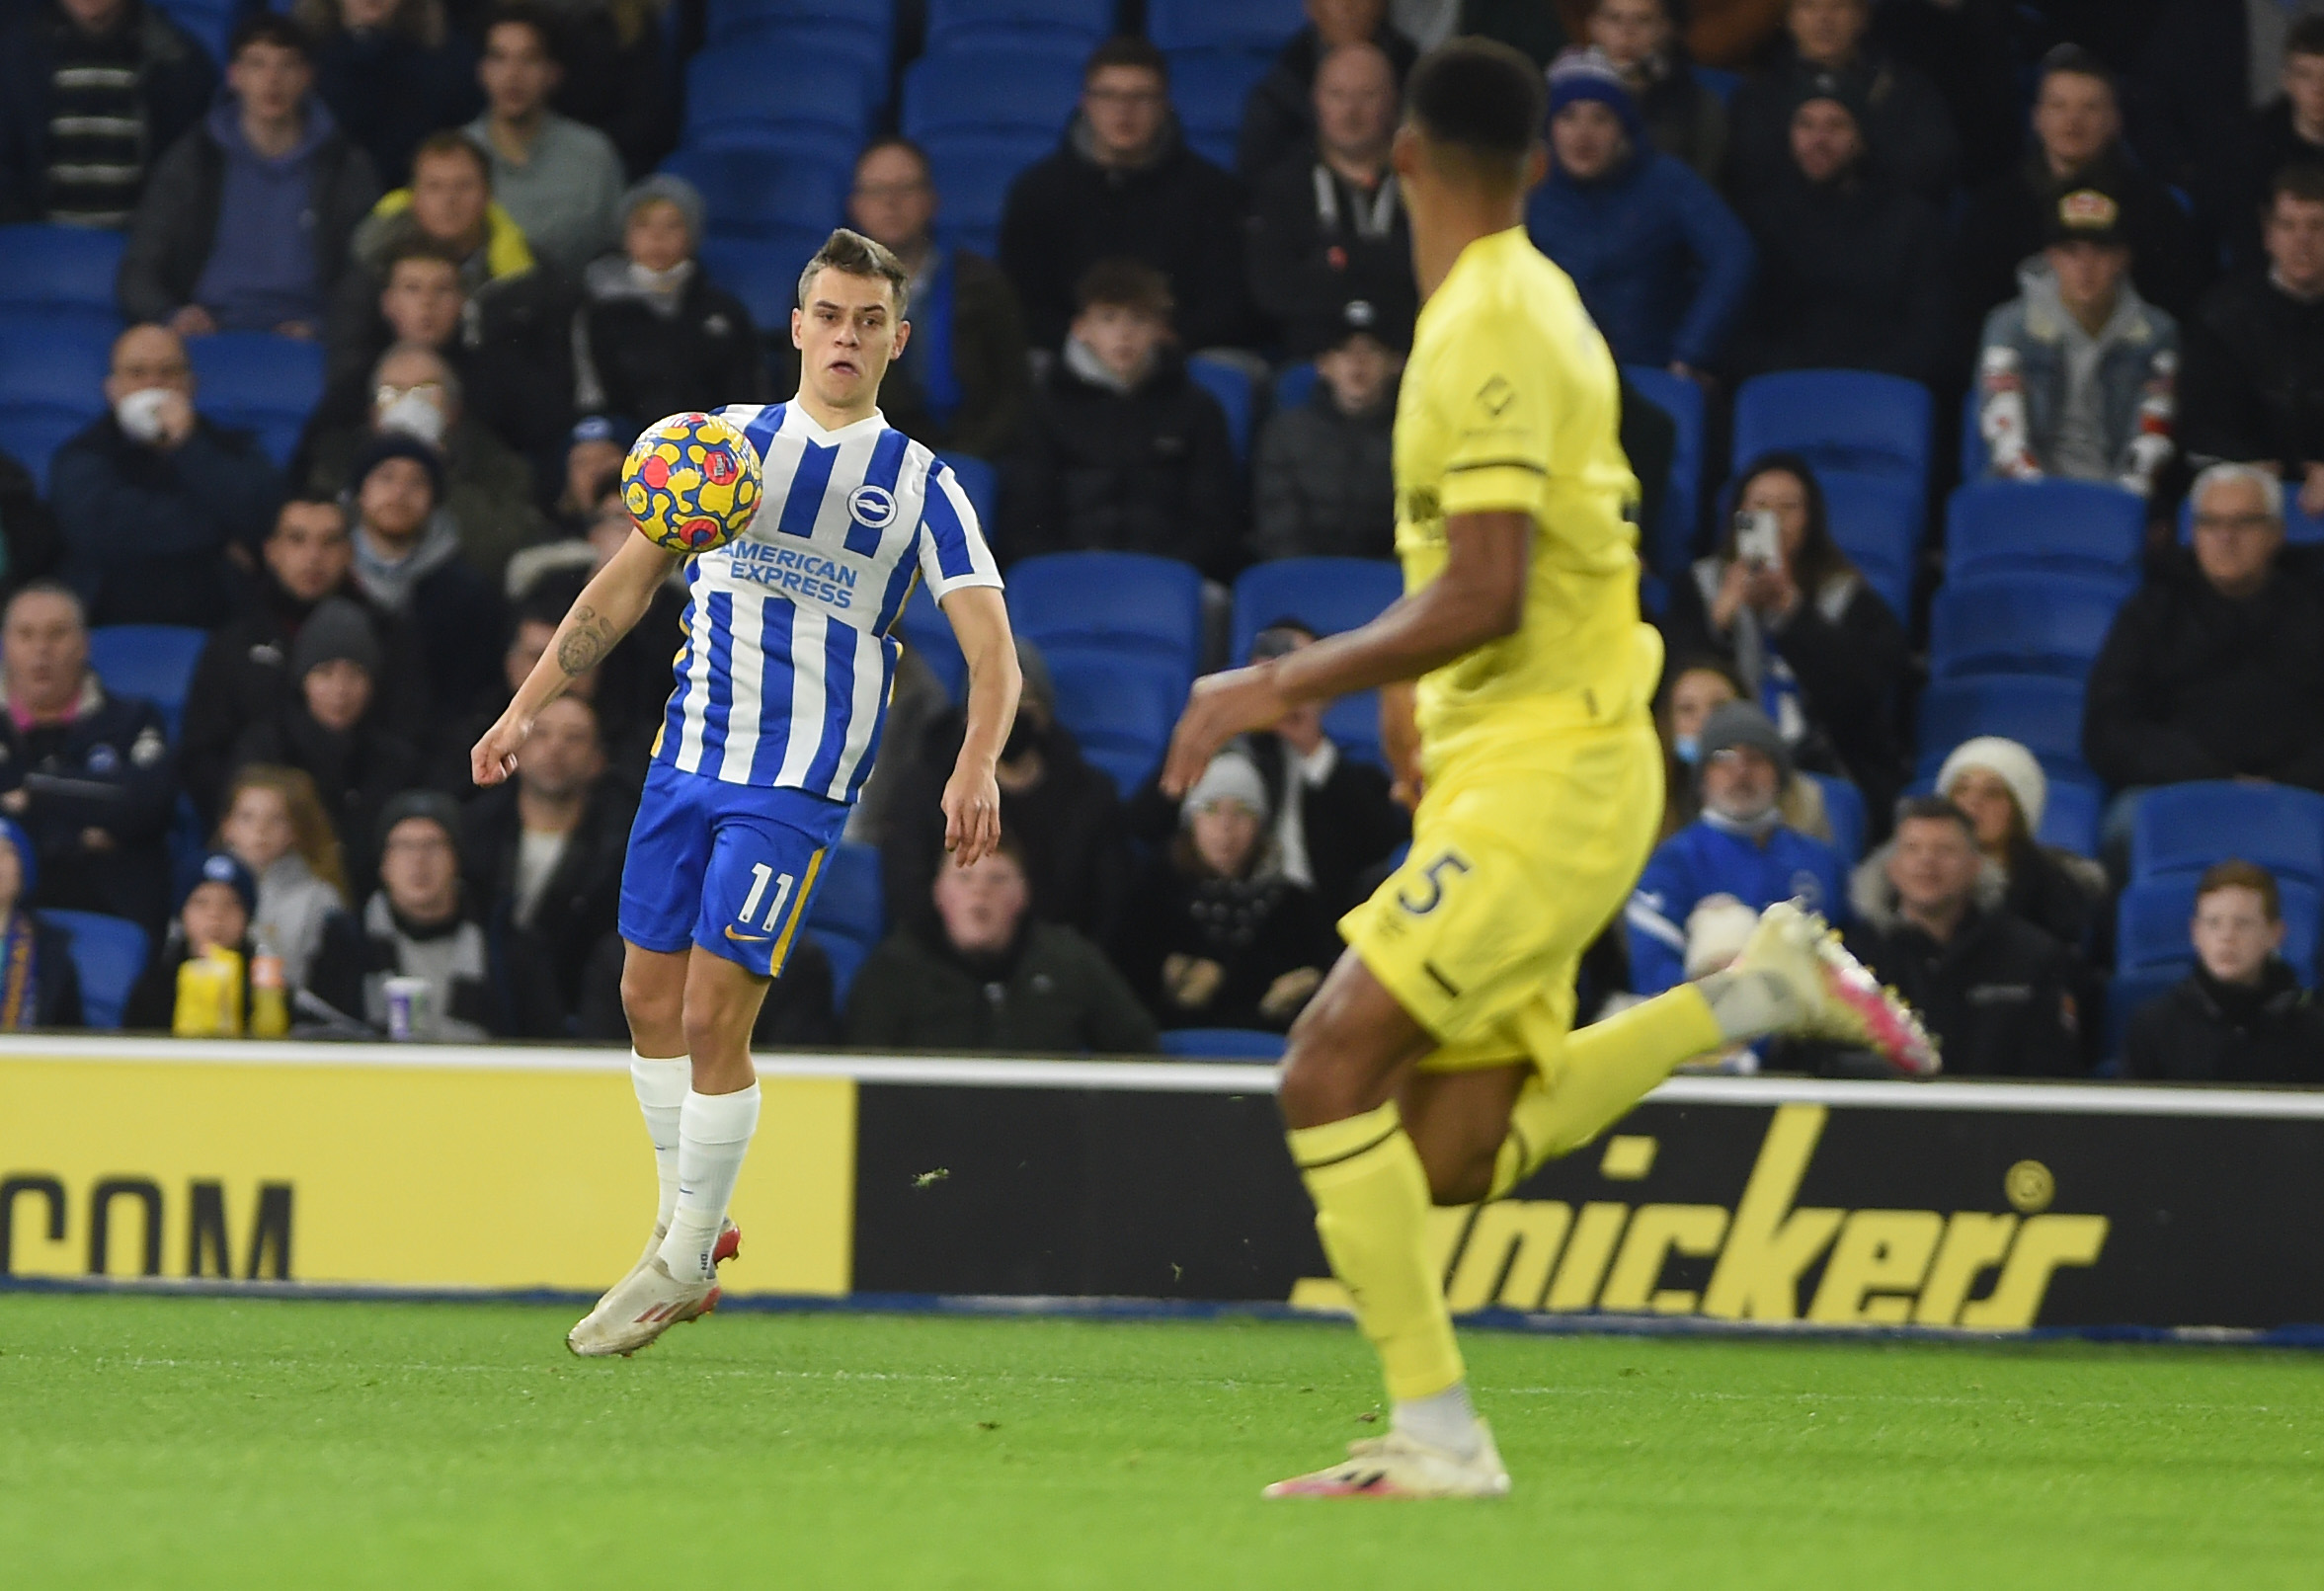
[1937, 736, 2046, 832]
[1181, 751, 1270, 826]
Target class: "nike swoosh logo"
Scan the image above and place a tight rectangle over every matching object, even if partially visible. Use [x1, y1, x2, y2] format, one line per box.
[724, 926, 771, 943]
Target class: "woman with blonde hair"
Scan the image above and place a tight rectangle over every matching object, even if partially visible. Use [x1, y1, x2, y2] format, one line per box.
[215, 765, 350, 990]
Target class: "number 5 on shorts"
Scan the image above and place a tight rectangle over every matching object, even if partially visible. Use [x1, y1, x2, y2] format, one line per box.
[1398, 851, 1472, 915]
[738, 863, 795, 932]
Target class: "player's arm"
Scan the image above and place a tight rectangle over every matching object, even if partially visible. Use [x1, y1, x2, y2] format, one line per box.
[1160, 513, 1527, 795]
[938, 584, 1021, 867]
[471, 532, 681, 785]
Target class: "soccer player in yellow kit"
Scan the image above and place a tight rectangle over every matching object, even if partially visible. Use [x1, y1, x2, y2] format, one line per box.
[1162, 40, 1936, 1499]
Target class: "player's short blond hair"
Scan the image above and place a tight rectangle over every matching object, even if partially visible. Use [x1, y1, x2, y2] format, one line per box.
[797, 228, 911, 317]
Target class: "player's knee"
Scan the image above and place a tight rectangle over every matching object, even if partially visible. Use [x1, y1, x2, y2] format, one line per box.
[620, 958, 683, 1037]
[1423, 1148, 1497, 1207]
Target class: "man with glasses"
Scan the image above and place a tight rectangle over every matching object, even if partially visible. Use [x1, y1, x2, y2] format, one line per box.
[309, 790, 500, 1039]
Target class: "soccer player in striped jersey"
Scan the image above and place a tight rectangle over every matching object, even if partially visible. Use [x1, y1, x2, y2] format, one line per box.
[472, 230, 1022, 1356]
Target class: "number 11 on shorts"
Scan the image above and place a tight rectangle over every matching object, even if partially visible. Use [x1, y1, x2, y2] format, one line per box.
[739, 863, 795, 932]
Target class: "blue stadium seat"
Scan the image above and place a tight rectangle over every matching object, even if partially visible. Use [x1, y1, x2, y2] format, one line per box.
[933, 451, 998, 530]
[684, 46, 877, 155]
[1046, 649, 1185, 795]
[2118, 875, 2321, 986]
[1161, 1027, 1287, 1060]
[1148, 0, 1302, 50]
[1803, 771, 1865, 865]
[1272, 360, 1317, 413]
[0, 224, 127, 311]
[87, 626, 207, 743]
[806, 928, 869, 1005]
[803, 839, 884, 1002]
[188, 333, 324, 470]
[924, 0, 1111, 54]
[1927, 574, 2129, 681]
[705, 0, 895, 50]
[699, 234, 823, 328]
[0, 319, 112, 413]
[2129, 781, 2324, 888]
[1165, 49, 1275, 169]
[1623, 364, 1705, 579]
[664, 143, 849, 241]
[1914, 675, 2089, 783]
[925, 134, 1050, 259]
[899, 581, 967, 701]
[2105, 963, 2184, 1062]
[697, 18, 890, 85]
[1814, 467, 1919, 619]
[155, 0, 234, 61]
[1692, 66, 1741, 104]
[1959, 385, 1984, 483]
[0, 412, 95, 497]
[1186, 354, 1252, 462]
[1731, 369, 1934, 496]
[902, 49, 1085, 143]
[1946, 478, 2147, 583]
[44, 911, 151, 1031]
[2039, 774, 2102, 857]
[1009, 551, 1206, 686]
[1229, 556, 1402, 664]
[2175, 479, 2324, 548]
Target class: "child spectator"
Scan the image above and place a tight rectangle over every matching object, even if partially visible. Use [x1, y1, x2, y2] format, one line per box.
[122, 850, 260, 1033]
[0, 817, 83, 1029]
[2124, 861, 2324, 1085]
[1250, 301, 1401, 562]
[215, 764, 349, 992]
[573, 176, 764, 424]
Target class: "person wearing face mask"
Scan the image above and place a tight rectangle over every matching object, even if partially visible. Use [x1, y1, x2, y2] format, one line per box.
[1651, 656, 1829, 843]
[571, 176, 764, 425]
[2124, 861, 2324, 1084]
[49, 323, 283, 629]
[0, 816, 84, 1030]
[1623, 701, 1846, 996]
[336, 433, 505, 722]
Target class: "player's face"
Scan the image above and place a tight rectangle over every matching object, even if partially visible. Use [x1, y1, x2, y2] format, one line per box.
[1787, 0, 1864, 65]
[1082, 66, 1167, 163]
[381, 819, 460, 922]
[381, 260, 463, 348]
[2034, 71, 2117, 172]
[1551, 100, 1628, 181]
[932, 852, 1028, 954]
[1789, 100, 1862, 184]
[1887, 817, 1978, 915]
[228, 40, 311, 125]
[410, 150, 489, 247]
[1944, 768, 2021, 852]
[181, 882, 249, 958]
[626, 199, 691, 274]
[2193, 886, 2285, 987]
[792, 269, 908, 411]
[222, 785, 294, 872]
[1588, 0, 1668, 68]
[2, 592, 87, 707]
[847, 146, 937, 256]
[1700, 746, 1778, 824]
[265, 502, 353, 601]
[480, 22, 558, 119]
[302, 659, 373, 733]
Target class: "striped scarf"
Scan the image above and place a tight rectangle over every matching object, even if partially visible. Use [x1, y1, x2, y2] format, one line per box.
[0, 911, 38, 1030]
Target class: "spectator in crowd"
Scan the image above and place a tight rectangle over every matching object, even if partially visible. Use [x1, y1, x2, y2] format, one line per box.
[463, 3, 623, 276]
[535, 0, 669, 178]
[0, 447, 60, 595]
[462, 694, 632, 1037]
[1893, 736, 2107, 954]
[1855, 797, 2082, 1077]
[548, 412, 630, 536]
[2241, 17, 2324, 264]
[1662, 451, 1909, 822]
[1954, 45, 2204, 328]
[122, 850, 261, 1033]
[0, 0, 215, 226]
[2085, 463, 2324, 823]
[306, 342, 545, 585]
[1527, 50, 1754, 376]
[1651, 656, 1831, 842]
[846, 837, 1157, 1054]
[881, 641, 1129, 946]
[0, 583, 174, 930]
[308, 789, 498, 1039]
[1974, 186, 2180, 497]
[50, 323, 283, 629]
[1585, 0, 1725, 181]
[2124, 860, 2324, 1084]
[1250, 301, 1402, 562]
[999, 37, 1253, 354]
[215, 763, 347, 992]
[348, 130, 536, 296]
[1624, 701, 1846, 994]
[339, 433, 504, 719]
[842, 137, 1028, 459]
[576, 923, 839, 1046]
[1726, 73, 1947, 384]
[2182, 166, 2324, 500]
[0, 817, 82, 1029]
[297, 0, 480, 189]
[1002, 259, 1242, 578]
[1723, 0, 1957, 203]
[1238, 0, 1417, 185]
[231, 596, 420, 892]
[1246, 42, 1417, 357]
[573, 176, 763, 424]
[1117, 750, 1338, 1033]
[117, 15, 379, 339]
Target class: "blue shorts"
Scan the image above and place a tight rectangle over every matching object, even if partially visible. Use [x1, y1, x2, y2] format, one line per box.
[618, 760, 849, 978]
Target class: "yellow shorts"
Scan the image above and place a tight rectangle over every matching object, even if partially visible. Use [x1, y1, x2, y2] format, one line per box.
[1339, 713, 1664, 1074]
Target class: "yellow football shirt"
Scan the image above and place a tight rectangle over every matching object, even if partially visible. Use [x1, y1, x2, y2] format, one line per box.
[1392, 225, 1661, 767]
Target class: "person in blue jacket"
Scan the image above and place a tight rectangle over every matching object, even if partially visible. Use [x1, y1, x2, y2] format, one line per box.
[1525, 48, 1754, 377]
[1624, 699, 1845, 995]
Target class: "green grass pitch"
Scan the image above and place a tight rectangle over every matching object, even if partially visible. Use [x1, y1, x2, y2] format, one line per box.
[4, 1295, 2322, 1589]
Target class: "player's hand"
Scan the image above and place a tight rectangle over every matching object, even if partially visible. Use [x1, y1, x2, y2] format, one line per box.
[470, 710, 531, 787]
[1161, 664, 1290, 797]
[941, 759, 1002, 867]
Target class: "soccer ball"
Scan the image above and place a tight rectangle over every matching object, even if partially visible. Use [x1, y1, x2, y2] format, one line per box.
[622, 411, 763, 555]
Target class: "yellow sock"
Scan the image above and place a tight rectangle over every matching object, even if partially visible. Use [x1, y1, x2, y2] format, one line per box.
[1487, 986, 1723, 1199]
[1288, 1100, 1465, 1404]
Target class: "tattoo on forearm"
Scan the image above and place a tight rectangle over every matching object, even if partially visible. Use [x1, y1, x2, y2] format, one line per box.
[558, 606, 615, 676]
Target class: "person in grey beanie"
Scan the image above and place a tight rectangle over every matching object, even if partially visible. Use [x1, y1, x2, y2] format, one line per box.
[573, 172, 765, 425]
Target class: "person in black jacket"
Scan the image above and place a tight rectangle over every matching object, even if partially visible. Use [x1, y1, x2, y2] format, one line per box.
[306, 788, 499, 1038]
[1002, 258, 1242, 577]
[0, 815, 84, 1030]
[2181, 165, 2324, 496]
[1722, 0, 1957, 204]
[2124, 860, 2324, 1085]
[1235, 0, 1416, 185]
[2237, 18, 2324, 270]
[572, 175, 764, 426]
[298, 0, 481, 189]
[998, 36, 1253, 354]
[340, 432, 508, 721]
[1855, 799, 2083, 1078]
[1585, 0, 1726, 182]
[116, 14, 379, 338]
[0, 0, 215, 226]
[1725, 72, 1947, 385]
[0, 448, 61, 600]
[1250, 301, 1400, 562]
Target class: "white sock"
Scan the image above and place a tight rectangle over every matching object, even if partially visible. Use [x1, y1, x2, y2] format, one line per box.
[1394, 1382, 1483, 1459]
[629, 1052, 690, 1232]
[1699, 969, 1802, 1044]
[656, 1084, 761, 1282]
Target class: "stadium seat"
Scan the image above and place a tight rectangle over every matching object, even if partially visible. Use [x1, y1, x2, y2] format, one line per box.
[2176, 479, 2324, 549]
[699, 234, 824, 329]
[188, 333, 324, 471]
[87, 625, 208, 743]
[924, 0, 1111, 54]
[901, 49, 1085, 143]
[934, 451, 999, 531]
[1914, 675, 2090, 784]
[2105, 963, 2184, 1062]
[1160, 1027, 1287, 1060]
[0, 320, 113, 414]
[1272, 360, 1317, 414]
[1008, 551, 1206, 687]
[1730, 369, 1934, 496]
[1186, 354, 1253, 462]
[1803, 771, 1866, 865]
[0, 412, 95, 497]
[156, 0, 234, 61]
[695, 18, 889, 85]
[2128, 781, 2324, 888]
[1927, 574, 2129, 681]
[44, 911, 151, 1031]
[899, 581, 968, 701]
[1623, 364, 1705, 579]
[803, 839, 884, 1002]
[1165, 49, 1275, 169]
[0, 223, 127, 312]
[1147, 0, 1302, 51]
[2039, 775, 2103, 857]
[1945, 478, 2147, 583]
[925, 134, 1050, 259]
[1229, 556, 1402, 665]
[705, 0, 895, 50]
[683, 46, 877, 156]
[1814, 468, 1920, 619]
[1045, 649, 1185, 795]
[663, 143, 849, 241]
[2118, 875, 2321, 986]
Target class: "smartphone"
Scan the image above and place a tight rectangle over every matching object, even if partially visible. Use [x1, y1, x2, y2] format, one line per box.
[1734, 509, 1782, 570]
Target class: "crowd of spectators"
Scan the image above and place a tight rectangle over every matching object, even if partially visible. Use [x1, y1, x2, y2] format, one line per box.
[0, 0, 2321, 1084]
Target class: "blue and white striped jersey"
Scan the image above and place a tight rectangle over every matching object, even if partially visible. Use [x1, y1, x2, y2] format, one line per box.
[654, 402, 1002, 802]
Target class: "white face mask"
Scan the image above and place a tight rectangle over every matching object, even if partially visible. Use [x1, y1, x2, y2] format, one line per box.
[114, 387, 173, 444]
[376, 391, 447, 446]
